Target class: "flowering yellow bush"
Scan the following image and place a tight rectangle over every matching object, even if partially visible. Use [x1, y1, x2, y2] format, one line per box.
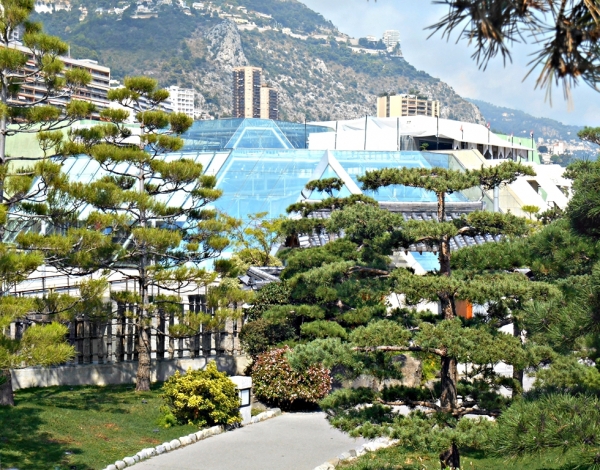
[160, 362, 242, 427]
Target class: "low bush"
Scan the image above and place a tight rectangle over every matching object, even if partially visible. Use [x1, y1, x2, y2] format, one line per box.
[160, 362, 242, 428]
[252, 346, 331, 409]
[239, 318, 296, 358]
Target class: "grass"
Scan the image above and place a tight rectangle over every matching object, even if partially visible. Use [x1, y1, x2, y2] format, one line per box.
[338, 445, 580, 470]
[0, 383, 199, 470]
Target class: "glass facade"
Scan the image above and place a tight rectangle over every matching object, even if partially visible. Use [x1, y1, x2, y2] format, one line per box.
[7, 119, 474, 274]
[206, 149, 467, 221]
[180, 118, 333, 152]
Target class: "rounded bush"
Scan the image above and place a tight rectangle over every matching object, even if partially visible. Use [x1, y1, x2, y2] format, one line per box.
[239, 318, 296, 358]
[160, 362, 242, 427]
[252, 346, 331, 409]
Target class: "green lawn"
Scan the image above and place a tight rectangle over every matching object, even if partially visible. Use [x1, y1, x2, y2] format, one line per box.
[0, 384, 199, 470]
[339, 445, 579, 470]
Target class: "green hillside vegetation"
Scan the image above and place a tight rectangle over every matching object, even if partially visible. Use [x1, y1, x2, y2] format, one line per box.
[33, 0, 485, 122]
[468, 98, 583, 141]
[216, 0, 335, 33]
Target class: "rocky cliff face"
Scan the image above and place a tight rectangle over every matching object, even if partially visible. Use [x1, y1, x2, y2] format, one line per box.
[205, 20, 249, 70]
[191, 21, 485, 123]
[36, 5, 485, 124]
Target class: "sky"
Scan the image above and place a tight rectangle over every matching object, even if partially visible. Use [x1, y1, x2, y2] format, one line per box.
[299, 0, 600, 127]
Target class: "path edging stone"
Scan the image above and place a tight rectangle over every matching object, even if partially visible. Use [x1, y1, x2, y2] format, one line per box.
[312, 437, 398, 470]
[101, 408, 282, 469]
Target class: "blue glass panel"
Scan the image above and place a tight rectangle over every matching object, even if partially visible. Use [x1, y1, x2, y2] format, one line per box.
[276, 121, 333, 149]
[330, 151, 468, 203]
[212, 149, 323, 220]
[225, 119, 294, 149]
[180, 118, 333, 151]
[412, 252, 440, 272]
[182, 119, 244, 151]
[421, 152, 451, 168]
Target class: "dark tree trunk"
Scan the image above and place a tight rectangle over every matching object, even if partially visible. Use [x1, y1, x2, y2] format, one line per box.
[135, 325, 151, 392]
[440, 356, 458, 410]
[0, 369, 14, 406]
[440, 442, 460, 469]
[512, 321, 523, 397]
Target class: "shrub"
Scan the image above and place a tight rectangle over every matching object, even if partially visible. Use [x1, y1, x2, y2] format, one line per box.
[160, 362, 242, 427]
[252, 346, 332, 409]
[239, 318, 296, 358]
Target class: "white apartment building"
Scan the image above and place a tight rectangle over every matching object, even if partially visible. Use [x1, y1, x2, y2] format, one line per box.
[382, 30, 400, 49]
[166, 86, 195, 118]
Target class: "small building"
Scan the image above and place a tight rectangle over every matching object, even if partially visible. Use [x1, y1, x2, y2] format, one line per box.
[166, 86, 195, 118]
[377, 94, 440, 118]
[382, 30, 400, 49]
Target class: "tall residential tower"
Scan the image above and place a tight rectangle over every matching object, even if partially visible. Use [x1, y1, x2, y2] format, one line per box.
[232, 66, 279, 120]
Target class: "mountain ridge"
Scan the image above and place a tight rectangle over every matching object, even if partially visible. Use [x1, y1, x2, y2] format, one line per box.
[32, 0, 486, 123]
[468, 98, 584, 142]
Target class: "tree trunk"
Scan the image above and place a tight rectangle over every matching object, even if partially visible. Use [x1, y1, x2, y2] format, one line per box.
[0, 369, 14, 406]
[135, 324, 151, 392]
[440, 356, 458, 410]
[440, 442, 460, 469]
[512, 321, 523, 397]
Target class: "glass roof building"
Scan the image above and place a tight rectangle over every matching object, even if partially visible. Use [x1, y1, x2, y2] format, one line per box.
[7, 118, 487, 271]
[180, 118, 333, 152]
[172, 148, 469, 221]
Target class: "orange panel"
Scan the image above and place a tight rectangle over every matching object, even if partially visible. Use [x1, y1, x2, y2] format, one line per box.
[455, 300, 473, 320]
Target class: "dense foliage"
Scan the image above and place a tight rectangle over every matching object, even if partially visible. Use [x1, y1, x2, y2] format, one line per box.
[239, 156, 600, 468]
[160, 363, 242, 428]
[251, 347, 331, 409]
[0, 0, 98, 406]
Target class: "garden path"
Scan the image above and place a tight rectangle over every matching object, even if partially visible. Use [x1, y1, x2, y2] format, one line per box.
[131, 412, 364, 470]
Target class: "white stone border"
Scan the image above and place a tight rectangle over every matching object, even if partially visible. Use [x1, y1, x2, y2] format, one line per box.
[102, 409, 282, 470]
[312, 437, 399, 470]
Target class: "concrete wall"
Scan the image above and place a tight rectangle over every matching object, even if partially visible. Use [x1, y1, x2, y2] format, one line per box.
[11, 355, 250, 390]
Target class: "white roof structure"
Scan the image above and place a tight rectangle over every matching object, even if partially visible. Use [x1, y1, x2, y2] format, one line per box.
[309, 115, 533, 156]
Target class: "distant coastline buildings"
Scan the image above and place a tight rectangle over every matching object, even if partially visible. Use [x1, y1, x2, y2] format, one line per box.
[232, 66, 279, 120]
[377, 93, 440, 118]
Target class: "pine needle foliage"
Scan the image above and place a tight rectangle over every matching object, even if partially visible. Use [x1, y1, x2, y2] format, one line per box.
[0, 0, 100, 406]
[17, 76, 247, 392]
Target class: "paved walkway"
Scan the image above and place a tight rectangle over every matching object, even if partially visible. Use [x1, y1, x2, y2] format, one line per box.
[132, 412, 365, 470]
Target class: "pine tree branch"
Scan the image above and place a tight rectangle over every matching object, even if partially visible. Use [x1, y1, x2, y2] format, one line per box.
[353, 345, 446, 356]
[348, 266, 390, 277]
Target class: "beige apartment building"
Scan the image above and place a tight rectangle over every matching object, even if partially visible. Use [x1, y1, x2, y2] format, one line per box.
[259, 85, 278, 120]
[232, 66, 279, 120]
[377, 94, 440, 118]
[9, 43, 110, 110]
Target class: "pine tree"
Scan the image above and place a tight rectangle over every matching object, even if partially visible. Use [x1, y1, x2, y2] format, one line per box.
[266, 162, 560, 468]
[18, 77, 244, 392]
[0, 0, 96, 405]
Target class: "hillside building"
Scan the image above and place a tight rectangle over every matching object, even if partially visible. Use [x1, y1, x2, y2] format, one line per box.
[377, 94, 440, 118]
[232, 66, 279, 120]
[232, 66, 261, 118]
[9, 43, 111, 110]
[382, 30, 400, 49]
[166, 85, 195, 118]
[259, 85, 279, 120]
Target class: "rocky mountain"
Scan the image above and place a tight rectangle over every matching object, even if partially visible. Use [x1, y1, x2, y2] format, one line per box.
[33, 0, 486, 123]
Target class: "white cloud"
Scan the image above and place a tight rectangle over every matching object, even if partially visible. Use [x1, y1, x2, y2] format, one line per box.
[299, 0, 600, 127]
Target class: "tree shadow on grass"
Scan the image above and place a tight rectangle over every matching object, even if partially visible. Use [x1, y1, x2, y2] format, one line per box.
[0, 403, 91, 470]
[16, 383, 155, 414]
